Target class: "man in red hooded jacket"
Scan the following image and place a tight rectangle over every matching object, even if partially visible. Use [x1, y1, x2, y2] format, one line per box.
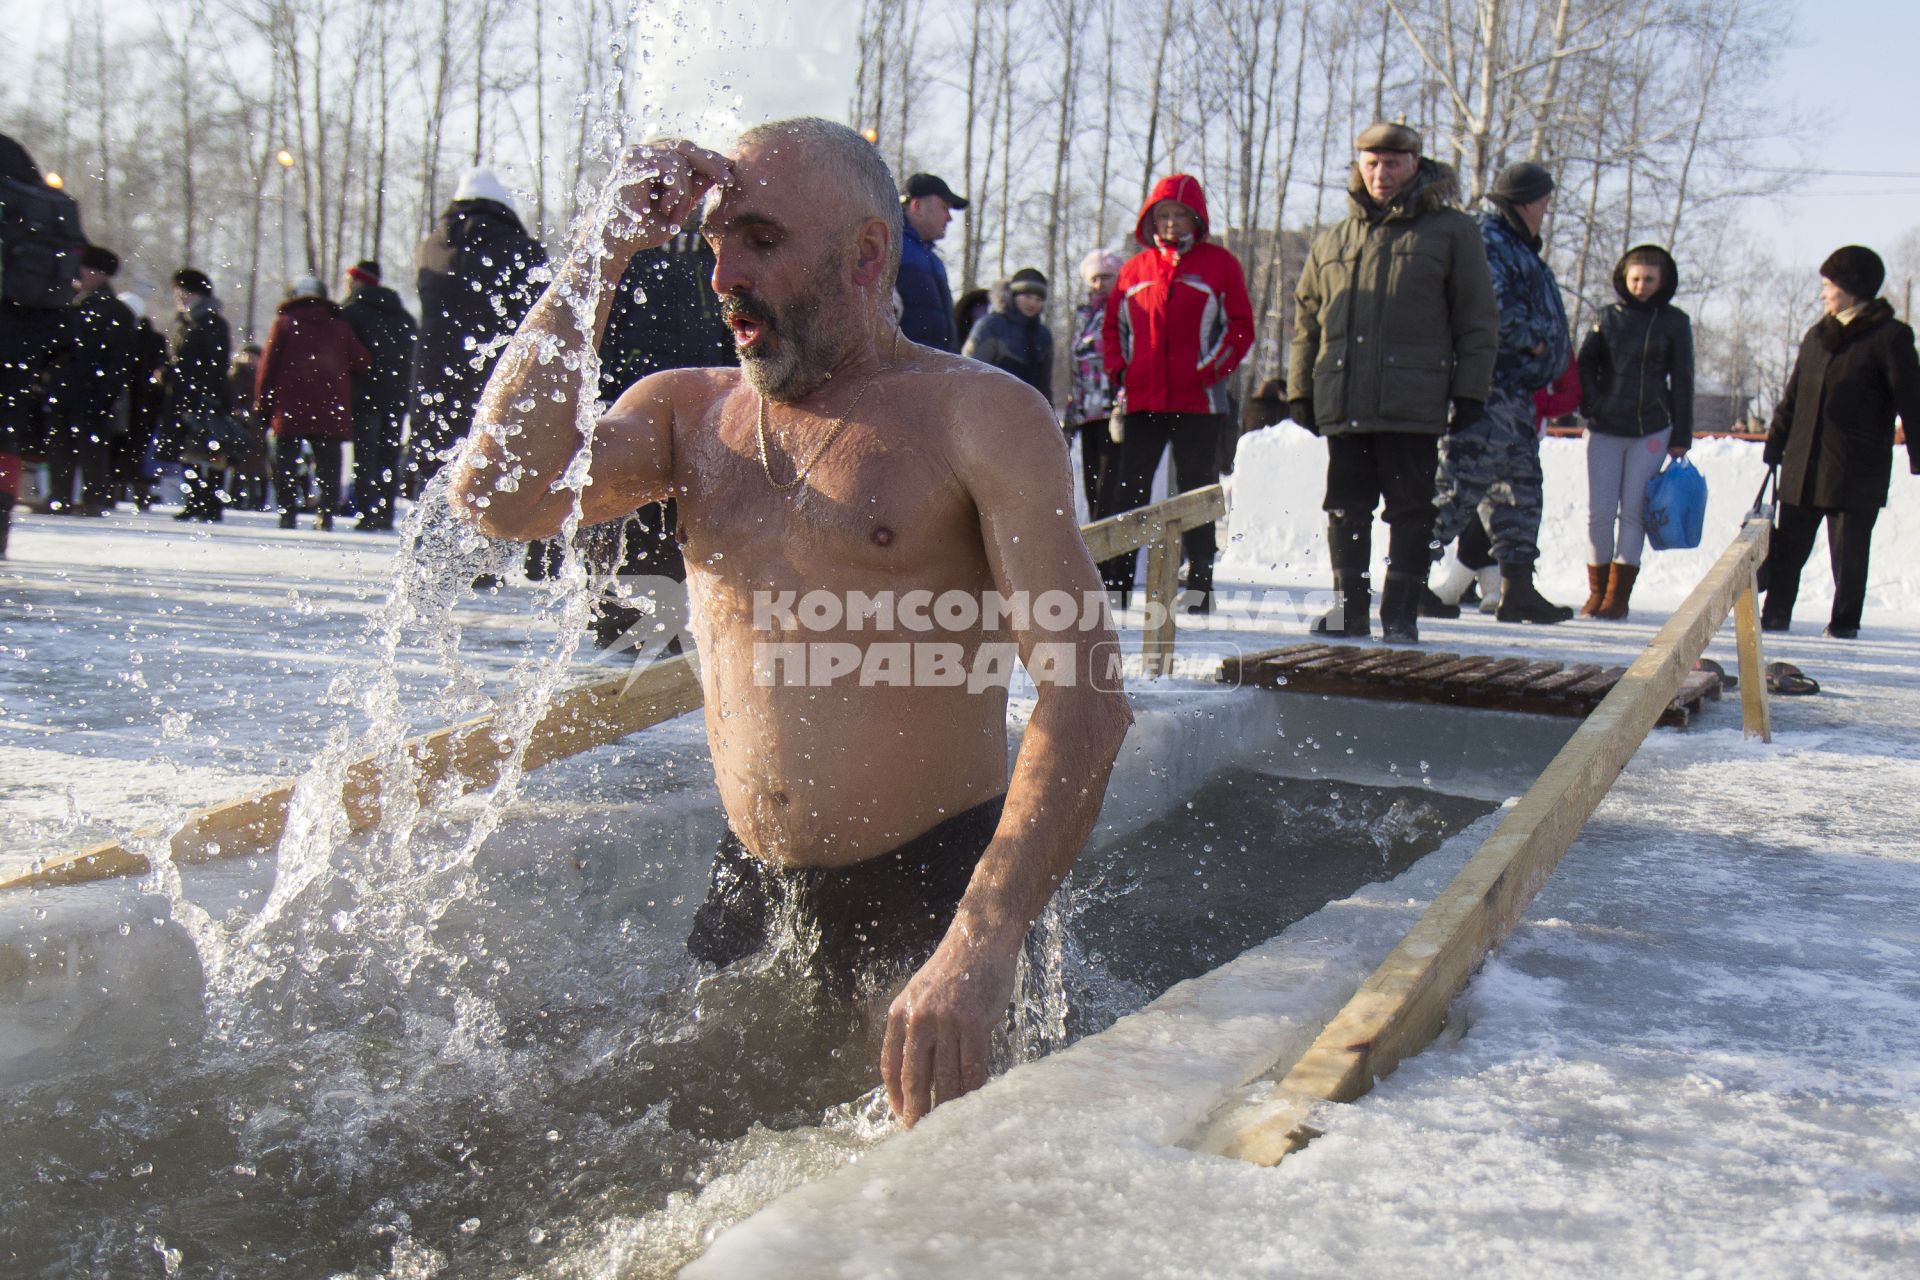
[1101, 174, 1254, 611]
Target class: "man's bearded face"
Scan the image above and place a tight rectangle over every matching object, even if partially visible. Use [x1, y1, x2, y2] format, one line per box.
[721, 242, 850, 403]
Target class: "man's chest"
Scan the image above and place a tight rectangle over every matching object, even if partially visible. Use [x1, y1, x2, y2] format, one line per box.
[676, 413, 978, 579]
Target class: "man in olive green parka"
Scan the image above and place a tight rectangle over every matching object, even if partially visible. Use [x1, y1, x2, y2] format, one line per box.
[1288, 122, 1498, 642]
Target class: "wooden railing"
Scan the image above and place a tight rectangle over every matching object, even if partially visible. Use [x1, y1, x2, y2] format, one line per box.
[1192, 516, 1773, 1164]
[1081, 483, 1229, 675]
[2, 487, 1229, 894]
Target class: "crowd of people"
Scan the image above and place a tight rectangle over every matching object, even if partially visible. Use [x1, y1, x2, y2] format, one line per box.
[5, 117, 1918, 638]
[0, 134, 548, 545]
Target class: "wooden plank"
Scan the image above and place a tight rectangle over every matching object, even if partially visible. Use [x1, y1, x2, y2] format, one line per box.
[1403, 655, 1497, 686]
[1364, 651, 1456, 680]
[1733, 569, 1773, 742]
[1439, 656, 1532, 688]
[1081, 485, 1227, 562]
[1523, 663, 1604, 697]
[1289, 647, 1383, 675]
[1379, 652, 1461, 680]
[0, 656, 707, 894]
[1564, 665, 1630, 699]
[1482, 659, 1566, 692]
[1200, 518, 1771, 1166]
[1221, 644, 1328, 687]
[1141, 522, 1183, 676]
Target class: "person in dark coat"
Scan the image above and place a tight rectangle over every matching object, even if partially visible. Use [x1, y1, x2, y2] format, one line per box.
[114, 291, 169, 510]
[255, 276, 371, 530]
[896, 173, 966, 352]
[340, 260, 418, 530]
[43, 245, 140, 514]
[953, 287, 991, 349]
[225, 343, 271, 509]
[582, 218, 737, 648]
[1761, 246, 1920, 638]
[166, 268, 233, 522]
[1576, 244, 1694, 620]
[963, 268, 1054, 401]
[0, 134, 66, 555]
[407, 168, 547, 492]
[1291, 125, 1497, 640]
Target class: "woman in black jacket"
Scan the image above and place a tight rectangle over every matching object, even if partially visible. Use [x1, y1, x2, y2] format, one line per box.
[1576, 244, 1693, 620]
[1762, 246, 1920, 638]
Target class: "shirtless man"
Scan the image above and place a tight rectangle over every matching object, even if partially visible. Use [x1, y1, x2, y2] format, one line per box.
[448, 118, 1133, 1126]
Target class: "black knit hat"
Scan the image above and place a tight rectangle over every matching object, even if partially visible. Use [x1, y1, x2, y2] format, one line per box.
[1820, 245, 1884, 302]
[1008, 267, 1049, 297]
[348, 260, 382, 285]
[172, 268, 213, 296]
[82, 245, 119, 276]
[1489, 161, 1555, 206]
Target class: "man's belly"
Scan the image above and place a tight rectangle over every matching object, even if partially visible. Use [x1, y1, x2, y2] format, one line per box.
[699, 666, 1011, 868]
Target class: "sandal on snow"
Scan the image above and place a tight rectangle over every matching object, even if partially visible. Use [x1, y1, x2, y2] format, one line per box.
[1695, 658, 1737, 690]
[1766, 661, 1820, 696]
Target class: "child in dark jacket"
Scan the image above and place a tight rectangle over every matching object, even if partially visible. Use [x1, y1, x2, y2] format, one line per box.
[1576, 244, 1693, 620]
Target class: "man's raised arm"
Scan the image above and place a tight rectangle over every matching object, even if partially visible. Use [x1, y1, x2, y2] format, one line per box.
[447, 141, 732, 541]
[881, 375, 1135, 1126]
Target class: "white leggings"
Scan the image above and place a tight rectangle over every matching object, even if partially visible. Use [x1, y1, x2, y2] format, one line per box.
[1586, 427, 1671, 566]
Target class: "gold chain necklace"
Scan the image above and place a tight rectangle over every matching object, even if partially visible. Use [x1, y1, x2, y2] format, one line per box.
[755, 331, 900, 492]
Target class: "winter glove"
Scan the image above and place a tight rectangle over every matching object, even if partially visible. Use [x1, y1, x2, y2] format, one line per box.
[1447, 397, 1485, 434]
[1762, 436, 1785, 467]
[1288, 399, 1319, 436]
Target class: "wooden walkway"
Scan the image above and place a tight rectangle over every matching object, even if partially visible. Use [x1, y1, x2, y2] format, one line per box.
[1219, 642, 1725, 727]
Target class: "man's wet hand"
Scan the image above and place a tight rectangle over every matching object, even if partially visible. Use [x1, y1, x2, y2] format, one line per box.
[881, 927, 1019, 1127]
[598, 139, 732, 260]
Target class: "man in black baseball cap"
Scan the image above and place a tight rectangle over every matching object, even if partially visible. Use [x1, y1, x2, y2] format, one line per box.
[898, 172, 969, 351]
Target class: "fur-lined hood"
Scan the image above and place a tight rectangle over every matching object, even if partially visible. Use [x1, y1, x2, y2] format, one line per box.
[1816, 296, 1896, 352]
[1346, 158, 1463, 222]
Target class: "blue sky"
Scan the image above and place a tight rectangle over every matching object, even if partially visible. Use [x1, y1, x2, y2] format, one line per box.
[1746, 0, 1920, 265]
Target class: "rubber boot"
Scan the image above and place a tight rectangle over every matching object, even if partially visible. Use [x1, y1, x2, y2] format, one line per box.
[1580, 564, 1609, 617]
[1380, 572, 1421, 644]
[1596, 562, 1638, 621]
[1310, 572, 1372, 638]
[1475, 565, 1502, 614]
[1496, 564, 1575, 624]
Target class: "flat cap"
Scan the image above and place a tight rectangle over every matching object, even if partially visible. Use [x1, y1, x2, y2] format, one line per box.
[1356, 121, 1423, 155]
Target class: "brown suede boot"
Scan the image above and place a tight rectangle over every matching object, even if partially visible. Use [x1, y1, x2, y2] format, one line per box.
[1580, 564, 1609, 617]
[1597, 562, 1638, 620]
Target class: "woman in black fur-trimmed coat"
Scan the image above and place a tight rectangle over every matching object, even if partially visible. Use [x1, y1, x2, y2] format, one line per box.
[1761, 246, 1920, 638]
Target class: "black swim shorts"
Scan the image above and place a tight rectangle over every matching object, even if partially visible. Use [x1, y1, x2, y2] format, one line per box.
[686, 796, 1006, 992]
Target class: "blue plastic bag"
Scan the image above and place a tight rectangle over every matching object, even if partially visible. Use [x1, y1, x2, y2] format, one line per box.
[1644, 455, 1707, 551]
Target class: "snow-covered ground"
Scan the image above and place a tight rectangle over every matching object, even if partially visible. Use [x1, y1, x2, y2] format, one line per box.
[3, 429, 1918, 1276]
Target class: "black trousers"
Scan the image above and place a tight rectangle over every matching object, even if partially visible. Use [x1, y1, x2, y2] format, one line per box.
[1108, 411, 1222, 592]
[275, 438, 343, 516]
[686, 797, 1005, 996]
[47, 415, 112, 510]
[1762, 502, 1879, 632]
[1323, 431, 1439, 578]
[352, 411, 405, 527]
[1073, 419, 1128, 593]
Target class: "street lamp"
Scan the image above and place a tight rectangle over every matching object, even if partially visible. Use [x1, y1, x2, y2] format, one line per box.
[276, 149, 295, 285]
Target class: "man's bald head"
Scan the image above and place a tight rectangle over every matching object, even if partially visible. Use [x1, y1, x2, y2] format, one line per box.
[728, 116, 902, 290]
